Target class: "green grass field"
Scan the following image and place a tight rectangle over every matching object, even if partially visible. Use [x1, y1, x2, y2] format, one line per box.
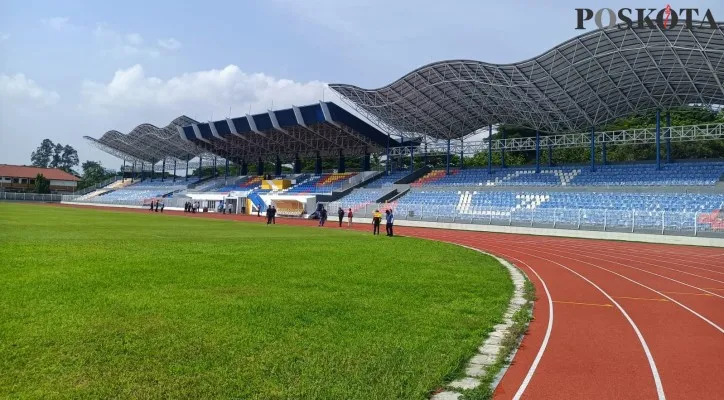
[0, 203, 513, 399]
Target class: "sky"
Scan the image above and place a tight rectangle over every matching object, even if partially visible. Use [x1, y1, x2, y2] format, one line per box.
[1, 0, 723, 171]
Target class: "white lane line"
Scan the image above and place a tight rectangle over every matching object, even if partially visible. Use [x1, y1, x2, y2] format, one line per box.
[416, 233, 666, 399]
[518, 242, 724, 284]
[535, 251, 724, 334]
[503, 255, 554, 400]
[500, 247, 667, 400]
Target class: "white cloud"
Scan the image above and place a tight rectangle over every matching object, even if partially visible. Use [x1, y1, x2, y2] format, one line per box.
[93, 23, 160, 58]
[80, 64, 327, 121]
[0, 73, 60, 106]
[41, 17, 77, 31]
[157, 38, 181, 51]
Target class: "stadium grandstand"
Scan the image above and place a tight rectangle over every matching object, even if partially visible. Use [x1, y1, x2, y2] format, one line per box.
[70, 21, 724, 236]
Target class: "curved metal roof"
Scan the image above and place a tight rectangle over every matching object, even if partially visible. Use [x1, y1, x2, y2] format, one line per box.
[84, 116, 205, 163]
[330, 22, 724, 139]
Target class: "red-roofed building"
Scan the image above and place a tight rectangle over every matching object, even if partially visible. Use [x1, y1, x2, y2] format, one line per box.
[0, 164, 80, 193]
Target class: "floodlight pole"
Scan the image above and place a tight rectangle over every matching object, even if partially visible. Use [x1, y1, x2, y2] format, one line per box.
[666, 111, 672, 163]
[488, 125, 492, 174]
[590, 126, 595, 172]
[535, 131, 540, 173]
[446, 139, 451, 175]
[655, 109, 661, 171]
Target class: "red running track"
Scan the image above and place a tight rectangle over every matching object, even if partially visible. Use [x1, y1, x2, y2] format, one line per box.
[53, 205, 724, 399]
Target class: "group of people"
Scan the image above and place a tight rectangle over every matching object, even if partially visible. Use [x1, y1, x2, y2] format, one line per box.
[266, 205, 277, 224]
[184, 201, 201, 213]
[217, 202, 234, 214]
[148, 199, 165, 212]
[372, 209, 394, 236]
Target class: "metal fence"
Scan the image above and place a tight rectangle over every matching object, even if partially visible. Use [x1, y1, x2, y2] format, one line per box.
[1, 192, 63, 202]
[326, 202, 723, 237]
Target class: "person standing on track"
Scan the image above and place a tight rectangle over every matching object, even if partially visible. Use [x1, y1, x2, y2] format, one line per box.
[266, 205, 273, 225]
[385, 209, 394, 237]
[271, 205, 277, 224]
[160, 201, 165, 213]
[372, 209, 382, 235]
[338, 207, 345, 227]
[319, 207, 328, 227]
[149, 200, 154, 212]
[347, 208, 353, 227]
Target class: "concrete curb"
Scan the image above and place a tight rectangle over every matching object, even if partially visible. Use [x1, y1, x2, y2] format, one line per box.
[432, 250, 530, 400]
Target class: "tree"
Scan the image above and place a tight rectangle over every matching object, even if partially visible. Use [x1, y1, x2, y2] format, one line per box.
[31, 139, 55, 168]
[35, 174, 50, 194]
[48, 143, 79, 173]
[77, 161, 116, 190]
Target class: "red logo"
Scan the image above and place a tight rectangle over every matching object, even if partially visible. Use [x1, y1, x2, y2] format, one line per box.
[663, 4, 672, 28]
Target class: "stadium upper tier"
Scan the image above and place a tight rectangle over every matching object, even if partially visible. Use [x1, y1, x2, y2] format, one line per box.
[412, 162, 724, 187]
[330, 22, 724, 139]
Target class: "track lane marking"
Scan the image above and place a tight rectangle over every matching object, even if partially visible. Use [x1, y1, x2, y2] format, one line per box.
[501, 256, 554, 400]
[614, 296, 669, 302]
[552, 300, 613, 307]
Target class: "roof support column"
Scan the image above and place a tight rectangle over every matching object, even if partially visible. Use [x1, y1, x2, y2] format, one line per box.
[363, 151, 370, 172]
[385, 133, 390, 176]
[150, 161, 154, 181]
[535, 131, 540, 174]
[173, 160, 177, 183]
[655, 109, 661, 171]
[198, 156, 203, 181]
[185, 155, 189, 182]
[423, 141, 428, 167]
[161, 159, 166, 181]
[257, 158, 264, 177]
[602, 142, 607, 166]
[122, 160, 126, 181]
[132, 161, 136, 182]
[666, 111, 672, 163]
[225, 159, 230, 180]
[338, 150, 345, 174]
[488, 125, 492, 174]
[241, 159, 248, 176]
[459, 138, 464, 169]
[501, 130, 506, 169]
[446, 139, 451, 176]
[294, 154, 302, 174]
[548, 143, 553, 167]
[276, 155, 282, 177]
[315, 152, 322, 175]
[141, 162, 145, 181]
[590, 127, 595, 172]
[410, 146, 415, 172]
[213, 156, 218, 178]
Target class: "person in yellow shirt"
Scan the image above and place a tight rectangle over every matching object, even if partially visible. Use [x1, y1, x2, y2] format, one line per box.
[372, 210, 382, 235]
